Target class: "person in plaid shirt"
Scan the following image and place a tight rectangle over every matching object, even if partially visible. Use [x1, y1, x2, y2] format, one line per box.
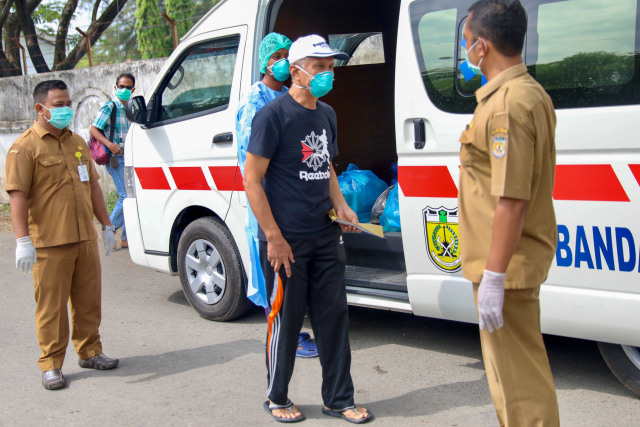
[89, 73, 135, 250]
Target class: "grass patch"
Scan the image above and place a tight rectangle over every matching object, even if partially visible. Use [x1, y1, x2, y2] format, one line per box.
[105, 191, 119, 215]
[0, 204, 10, 213]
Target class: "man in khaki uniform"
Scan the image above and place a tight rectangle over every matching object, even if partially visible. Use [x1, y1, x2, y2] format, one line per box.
[458, 1, 560, 425]
[6, 80, 119, 390]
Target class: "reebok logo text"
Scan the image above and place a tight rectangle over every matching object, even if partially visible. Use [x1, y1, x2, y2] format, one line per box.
[299, 170, 330, 181]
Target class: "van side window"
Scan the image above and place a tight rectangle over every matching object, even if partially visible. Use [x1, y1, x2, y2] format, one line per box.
[410, 0, 640, 113]
[528, 0, 639, 109]
[156, 36, 240, 122]
[410, 4, 476, 114]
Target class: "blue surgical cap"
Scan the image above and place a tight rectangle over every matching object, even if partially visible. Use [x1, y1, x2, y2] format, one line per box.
[259, 33, 292, 73]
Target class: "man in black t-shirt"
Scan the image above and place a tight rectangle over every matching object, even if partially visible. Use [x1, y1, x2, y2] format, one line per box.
[245, 35, 373, 424]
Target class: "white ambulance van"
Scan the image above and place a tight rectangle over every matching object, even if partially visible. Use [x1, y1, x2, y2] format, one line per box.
[122, 0, 640, 396]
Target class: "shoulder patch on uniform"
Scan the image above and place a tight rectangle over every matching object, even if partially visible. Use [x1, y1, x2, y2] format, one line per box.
[491, 127, 508, 135]
[492, 135, 507, 158]
[9, 149, 19, 154]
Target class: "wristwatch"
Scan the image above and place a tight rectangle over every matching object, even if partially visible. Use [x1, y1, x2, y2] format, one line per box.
[102, 225, 116, 232]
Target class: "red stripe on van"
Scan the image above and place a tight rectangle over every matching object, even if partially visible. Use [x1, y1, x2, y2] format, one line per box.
[135, 167, 170, 190]
[553, 165, 629, 202]
[209, 166, 245, 191]
[629, 165, 640, 187]
[169, 167, 210, 191]
[398, 166, 458, 198]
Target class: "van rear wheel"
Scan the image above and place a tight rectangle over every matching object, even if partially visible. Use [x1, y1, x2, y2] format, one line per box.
[177, 217, 251, 321]
[598, 342, 640, 397]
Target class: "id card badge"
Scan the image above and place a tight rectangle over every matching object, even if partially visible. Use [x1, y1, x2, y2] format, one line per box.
[78, 165, 89, 182]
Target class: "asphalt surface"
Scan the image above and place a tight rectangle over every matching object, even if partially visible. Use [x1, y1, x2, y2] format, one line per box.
[1, 230, 639, 426]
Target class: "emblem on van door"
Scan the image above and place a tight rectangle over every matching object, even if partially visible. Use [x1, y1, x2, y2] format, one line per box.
[423, 206, 461, 273]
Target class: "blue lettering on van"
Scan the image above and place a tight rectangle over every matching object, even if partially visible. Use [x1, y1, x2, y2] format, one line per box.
[556, 225, 639, 272]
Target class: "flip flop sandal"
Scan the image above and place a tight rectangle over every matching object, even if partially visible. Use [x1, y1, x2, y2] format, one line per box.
[263, 400, 305, 423]
[296, 332, 318, 358]
[322, 405, 374, 424]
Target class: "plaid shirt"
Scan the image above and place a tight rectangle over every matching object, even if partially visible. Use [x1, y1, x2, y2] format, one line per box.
[92, 99, 131, 149]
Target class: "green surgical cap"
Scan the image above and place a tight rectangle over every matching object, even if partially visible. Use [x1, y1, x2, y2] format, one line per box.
[259, 32, 292, 73]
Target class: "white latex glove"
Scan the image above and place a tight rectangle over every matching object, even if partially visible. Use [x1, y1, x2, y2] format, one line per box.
[102, 226, 116, 256]
[16, 236, 37, 273]
[478, 269, 506, 333]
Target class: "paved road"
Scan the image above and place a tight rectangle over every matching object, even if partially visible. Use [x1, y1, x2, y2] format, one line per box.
[1, 231, 638, 426]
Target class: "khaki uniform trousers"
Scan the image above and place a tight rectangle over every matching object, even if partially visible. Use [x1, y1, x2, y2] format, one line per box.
[473, 284, 560, 427]
[32, 240, 103, 371]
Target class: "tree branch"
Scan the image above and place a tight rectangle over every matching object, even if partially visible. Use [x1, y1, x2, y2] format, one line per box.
[0, 49, 18, 77]
[14, 0, 50, 73]
[0, 0, 15, 29]
[56, 0, 128, 70]
[0, 0, 39, 77]
[1, 16, 22, 76]
[52, 0, 78, 69]
[27, 0, 39, 12]
[91, 0, 100, 23]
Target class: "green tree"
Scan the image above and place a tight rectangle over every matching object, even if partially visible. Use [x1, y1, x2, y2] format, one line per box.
[134, 0, 217, 60]
[165, 0, 195, 41]
[0, 0, 129, 76]
[135, 0, 170, 59]
[88, 0, 139, 65]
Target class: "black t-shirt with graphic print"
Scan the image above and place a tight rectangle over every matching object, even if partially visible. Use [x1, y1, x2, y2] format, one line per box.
[248, 92, 339, 241]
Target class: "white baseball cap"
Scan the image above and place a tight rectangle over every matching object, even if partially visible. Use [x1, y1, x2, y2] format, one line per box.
[288, 34, 349, 64]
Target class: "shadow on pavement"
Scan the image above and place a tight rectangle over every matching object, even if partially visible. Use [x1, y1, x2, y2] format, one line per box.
[363, 378, 492, 418]
[346, 306, 636, 399]
[166, 290, 267, 325]
[63, 339, 262, 384]
[166, 289, 190, 307]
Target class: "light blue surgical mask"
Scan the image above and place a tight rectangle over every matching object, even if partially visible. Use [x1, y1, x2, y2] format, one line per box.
[295, 65, 334, 98]
[464, 38, 485, 76]
[39, 104, 73, 129]
[116, 88, 132, 101]
[267, 58, 290, 82]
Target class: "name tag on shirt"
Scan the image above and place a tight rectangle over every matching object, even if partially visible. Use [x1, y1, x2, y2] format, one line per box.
[78, 165, 89, 182]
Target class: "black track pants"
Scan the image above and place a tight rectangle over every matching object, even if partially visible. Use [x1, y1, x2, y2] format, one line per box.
[261, 225, 355, 409]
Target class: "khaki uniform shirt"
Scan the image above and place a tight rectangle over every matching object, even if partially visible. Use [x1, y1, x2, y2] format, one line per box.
[5, 121, 100, 248]
[458, 63, 557, 289]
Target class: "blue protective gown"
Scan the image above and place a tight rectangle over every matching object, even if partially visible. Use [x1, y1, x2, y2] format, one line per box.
[235, 82, 288, 307]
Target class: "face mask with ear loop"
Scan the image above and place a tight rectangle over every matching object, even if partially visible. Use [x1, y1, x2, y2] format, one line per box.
[464, 37, 486, 75]
[293, 65, 334, 98]
[38, 104, 74, 129]
[116, 88, 132, 101]
[459, 37, 488, 86]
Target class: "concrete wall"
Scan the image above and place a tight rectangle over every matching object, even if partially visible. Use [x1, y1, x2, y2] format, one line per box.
[0, 58, 167, 203]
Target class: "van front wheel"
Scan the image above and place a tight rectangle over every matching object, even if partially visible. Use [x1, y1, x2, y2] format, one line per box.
[177, 217, 251, 321]
[598, 342, 640, 397]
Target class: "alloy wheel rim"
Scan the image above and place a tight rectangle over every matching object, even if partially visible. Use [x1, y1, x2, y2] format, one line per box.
[184, 238, 226, 305]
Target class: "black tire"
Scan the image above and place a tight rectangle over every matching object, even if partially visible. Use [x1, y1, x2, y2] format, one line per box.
[177, 216, 251, 321]
[598, 342, 640, 398]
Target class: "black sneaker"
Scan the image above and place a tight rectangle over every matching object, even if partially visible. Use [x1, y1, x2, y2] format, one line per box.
[78, 352, 119, 370]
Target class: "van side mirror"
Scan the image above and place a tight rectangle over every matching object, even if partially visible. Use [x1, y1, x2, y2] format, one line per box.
[126, 96, 148, 125]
